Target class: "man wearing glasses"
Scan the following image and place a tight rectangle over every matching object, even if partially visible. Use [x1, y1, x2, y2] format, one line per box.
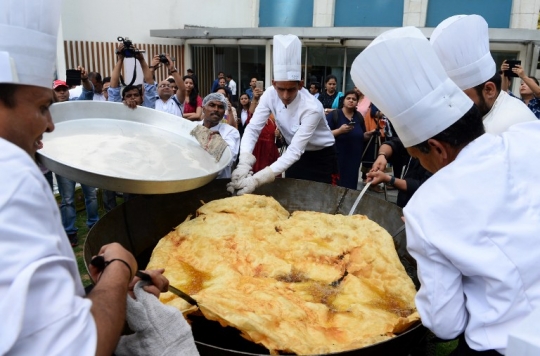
[149, 54, 186, 117]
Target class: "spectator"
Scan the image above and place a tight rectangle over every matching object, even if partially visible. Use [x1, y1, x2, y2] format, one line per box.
[245, 77, 257, 99]
[214, 86, 237, 128]
[149, 54, 185, 117]
[309, 82, 320, 99]
[107, 43, 156, 109]
[102, 76, 111, 101]
[430, 14, 536, 134]
[326, 90, 375, 189]
[226, 74, 237, 103]
[318, 74, 344, 115]
[0, 3, 173, 355]
[501, 60, 540, 119]
[353, 86, 371, 118]
[228, 35, 337, 195]
[198, 93, 240, 179]
[210, 71, 225, 93]
[183, 75, 203, 121]
[88, 72, 105, 101]
[167, 77, 179, 95]
[236, 93, 251, 137]
[186, 68, 198, 90]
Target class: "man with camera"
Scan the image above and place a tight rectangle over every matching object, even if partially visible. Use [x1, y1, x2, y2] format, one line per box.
[150, 54, 186, 117]
[108, 42, 156, 109]
[430, 14, 536, 134]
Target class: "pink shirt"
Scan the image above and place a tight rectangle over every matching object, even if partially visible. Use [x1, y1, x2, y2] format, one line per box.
[356, 96, 371, 118]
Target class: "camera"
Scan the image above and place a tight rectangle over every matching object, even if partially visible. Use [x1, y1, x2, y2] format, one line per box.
[116, 36, 144, 58]
[158, 54, 169, 64]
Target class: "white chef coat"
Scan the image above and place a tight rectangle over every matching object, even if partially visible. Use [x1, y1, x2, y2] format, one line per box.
[241, 86, 335, 175]
[198, 121, 240, 179]
[404, 121, 540, 354]
[155, 96, 184, 117]
[0, 139, 96, 355]
[92, 92, 106, 101]
[483, 90, 536, 135]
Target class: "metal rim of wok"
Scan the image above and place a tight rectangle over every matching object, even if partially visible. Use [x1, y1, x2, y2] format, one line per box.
[38, 101, 232, 194]
[84, 179, 426, 355]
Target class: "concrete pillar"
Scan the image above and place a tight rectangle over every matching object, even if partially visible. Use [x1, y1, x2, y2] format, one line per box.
[510, 0, 540, 29]
[403, 0, 429, 27]
[313, 0, 335, 27]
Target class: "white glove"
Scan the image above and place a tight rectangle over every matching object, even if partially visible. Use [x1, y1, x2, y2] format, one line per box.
[233, 166, 276, 196]
[115, 281, 199, 356]
[227, 152, 256, 194]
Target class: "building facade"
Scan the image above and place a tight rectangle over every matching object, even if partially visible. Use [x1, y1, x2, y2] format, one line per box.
[59, 0, 540, 95]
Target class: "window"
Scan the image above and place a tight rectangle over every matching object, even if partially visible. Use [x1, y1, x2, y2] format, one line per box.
[426, 0, 512, 28]
[334, 0, 404, 27]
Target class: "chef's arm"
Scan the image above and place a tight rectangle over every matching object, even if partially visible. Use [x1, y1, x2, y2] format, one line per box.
[406, 218, 468, 339]
[87, 243, 137, 356]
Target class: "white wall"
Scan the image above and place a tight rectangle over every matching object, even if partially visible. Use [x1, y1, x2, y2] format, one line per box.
[61, 0, 256, 44]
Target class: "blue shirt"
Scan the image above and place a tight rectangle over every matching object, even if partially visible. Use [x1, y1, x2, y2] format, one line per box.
[107, 83, 156, 108]
[508, 91, 540, 119]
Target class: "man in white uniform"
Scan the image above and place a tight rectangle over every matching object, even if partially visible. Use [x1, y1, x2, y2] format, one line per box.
[430, 14, 536, 134]
[198, 93, 240, 179]
[228, 34, 336, 195]
[352, 27, 540, 355]
[0, 1, 169, 355]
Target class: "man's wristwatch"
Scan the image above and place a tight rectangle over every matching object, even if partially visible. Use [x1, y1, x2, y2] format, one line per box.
[387, 175, 396, 186]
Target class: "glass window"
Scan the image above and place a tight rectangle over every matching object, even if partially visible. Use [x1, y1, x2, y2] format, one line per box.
[344, 48, 363, 93]
[192, 46, 213, 96]
[334, 0, 404, 27]
[214, 46, 239, 95]
[239, 46, 266, 95]
[305, 47, 345, 93]
[426, 0, 512, 28]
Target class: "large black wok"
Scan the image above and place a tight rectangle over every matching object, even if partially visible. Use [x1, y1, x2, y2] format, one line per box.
[85, 179, 426, 355]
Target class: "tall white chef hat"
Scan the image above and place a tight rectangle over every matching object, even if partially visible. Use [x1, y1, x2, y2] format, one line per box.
[0, 0, 62, 88]
[430, 14, 495, 90]
[273, 34, 302, 81]
[350, 26, 473, 148]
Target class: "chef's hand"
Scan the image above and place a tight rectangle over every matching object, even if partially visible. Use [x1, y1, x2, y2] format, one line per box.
[89, 243, 137, 284]
[366, 170, 390, 186]
[230, 166, 276, 195]
[129, 268, 169, 299]
[370, 153, 387, 173]
[227, 152, 256, 194]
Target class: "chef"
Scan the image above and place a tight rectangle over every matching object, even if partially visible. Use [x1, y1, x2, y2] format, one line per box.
[0, 1, 196, 355]
[228, 34, 336, 195]
[430, 14, 536, 134]
[351, 27, 540, 355]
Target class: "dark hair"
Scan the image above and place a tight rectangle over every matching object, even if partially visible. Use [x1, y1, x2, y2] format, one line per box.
[412, 104, 485, 154]
[310, 82, 320, 91]
[237, 93, 251, 110]
[531, 77, 539, 86]
[0, 83, 19, 108]
[343, 90, 359, 101]
[187, 68, 194, 73]
[121, 84, 142, 100]
[102, 76, 111, 84]
[226, 74, 233, 79]
[473, 72, 501, 98]
[214, 86, 232, 99]
[324, 74, 337, 84]
[88, 72, 102, 82]
[183, 75, 199, 107]
[167, 78, 175, 84]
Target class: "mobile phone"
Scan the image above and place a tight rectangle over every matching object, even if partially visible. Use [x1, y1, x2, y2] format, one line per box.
[348, 121, 356, 126]
[505, 60, 521, 78]
[66, 69, 81, 86]
[256, 81, 264, 90]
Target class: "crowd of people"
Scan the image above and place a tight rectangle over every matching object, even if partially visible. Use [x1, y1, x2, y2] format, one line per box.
[2, 0, 540, 353]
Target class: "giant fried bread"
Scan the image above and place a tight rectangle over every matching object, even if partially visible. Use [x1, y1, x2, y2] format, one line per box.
[147, 194, 419, 355]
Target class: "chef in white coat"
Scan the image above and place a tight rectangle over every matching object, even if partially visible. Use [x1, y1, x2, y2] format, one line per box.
[0, 1, 172, 355]
[228, 34, 336, 195]
[352, 27, 540, 355]
[430, 14, 536, 134]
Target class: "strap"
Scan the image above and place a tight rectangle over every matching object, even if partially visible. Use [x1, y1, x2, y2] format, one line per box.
[332, 109, 339, 128]
[171, 96, 184, 117]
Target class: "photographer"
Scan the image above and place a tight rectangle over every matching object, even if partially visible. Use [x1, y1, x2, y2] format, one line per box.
[150, 54, 186, 117]
[108, 42, 156, 109]
[501, 60, 540, 119]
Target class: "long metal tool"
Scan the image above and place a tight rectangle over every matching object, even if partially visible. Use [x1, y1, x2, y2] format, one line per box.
[135, 270, 199, 307]
[348, 181, 371, 216]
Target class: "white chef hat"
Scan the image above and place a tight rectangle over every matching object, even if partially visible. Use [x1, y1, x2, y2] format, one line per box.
[273, 34, 302, 81]
[0, 0, 63, 88]
[350, 26, 473, 148]
[430, 14, 495, 90]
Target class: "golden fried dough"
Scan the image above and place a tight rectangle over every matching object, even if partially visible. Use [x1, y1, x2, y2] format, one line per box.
[147, 194, 419, 355]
